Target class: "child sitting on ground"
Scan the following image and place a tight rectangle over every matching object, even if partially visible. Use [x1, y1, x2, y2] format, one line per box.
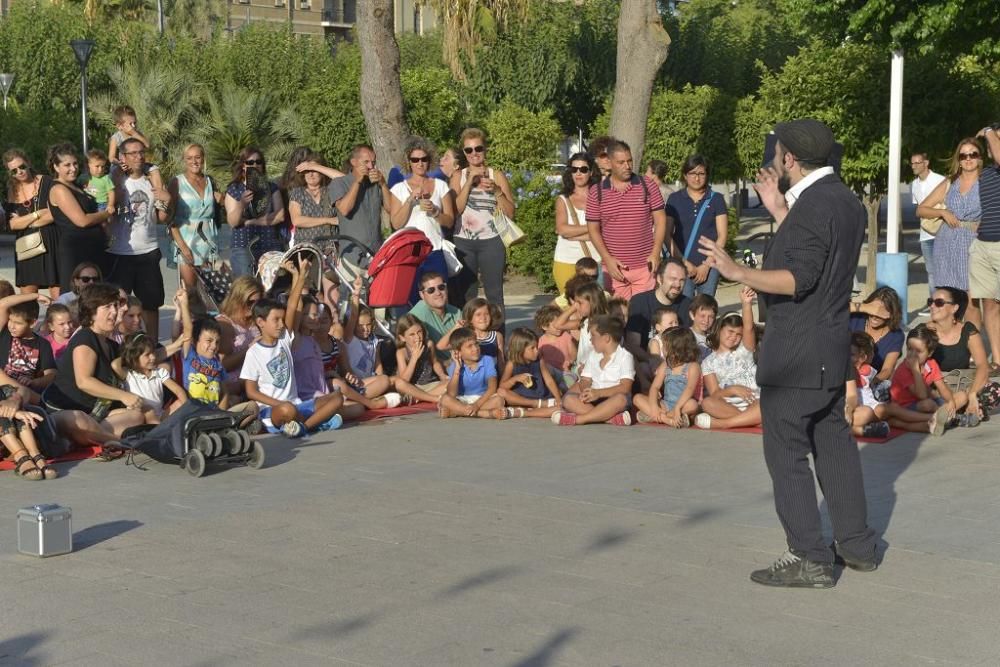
[845, 332, 891, 439]
[885, 324, 957, 435]
[636, 327, 702, 428]
[0, 395, 55, 480]
[535, 304, 577, 381]
[695, 287, 761, 430]
[553, 282, 610, 377]
[552, 315, 633, 426]
[42, 304, 74, 361]
[0, 293, 57, 405]
[392, 315, 449, 404]
[496, 327, 561, 419]
[240, 258, 346, 437]
[646, 307, 681, 361]
[439, 298, 506, 369]
[688, 294, 718, 359]
[115, 333, 188, 424]
[439, 327, 505, 419]
[342, 277, 393, 396]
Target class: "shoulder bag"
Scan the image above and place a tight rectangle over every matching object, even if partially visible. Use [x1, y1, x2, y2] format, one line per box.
[490, 170, 525, 248]
[682, 192, 716, 260]
[920, 202, 947, 235]
[15, 189, 47, 262]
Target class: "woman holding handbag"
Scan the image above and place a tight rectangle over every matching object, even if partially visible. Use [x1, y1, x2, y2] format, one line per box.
[450, 128, 516, 311]
[553, 153, 600, 293]
[3, 149, 60, 296]
[665, 155, 729, 298]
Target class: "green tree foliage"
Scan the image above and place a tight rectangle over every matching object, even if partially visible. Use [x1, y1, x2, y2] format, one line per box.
[297, 44, 368, 169]
[506, 172, 557, 292]
[165, 0, 226, 40]
[593, 84, 740, 182]
[0, 107, 81, 170]
[400, 67, 462, 149]
[397, 31, 445, 71]
[483, 99, 562, 171]
[664, 0, 803, 98]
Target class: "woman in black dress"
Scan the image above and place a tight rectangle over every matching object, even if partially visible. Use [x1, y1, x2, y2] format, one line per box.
[3, 149, 61, 296]
[45, 144, 111, 293]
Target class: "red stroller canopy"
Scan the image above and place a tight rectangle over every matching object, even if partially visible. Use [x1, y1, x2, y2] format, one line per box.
[366, 228, 433, 308]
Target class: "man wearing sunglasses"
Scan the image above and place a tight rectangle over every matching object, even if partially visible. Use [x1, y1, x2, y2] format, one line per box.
[329, 144, 391, 265]
[700, 119, 877, 589]
[408, 272, 460, 361]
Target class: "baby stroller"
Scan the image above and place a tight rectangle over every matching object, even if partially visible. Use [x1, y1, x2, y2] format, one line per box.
[257, 242, 326, 295]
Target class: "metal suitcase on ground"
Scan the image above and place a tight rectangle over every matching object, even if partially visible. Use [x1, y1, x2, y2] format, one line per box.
[18, 504, 73, 557]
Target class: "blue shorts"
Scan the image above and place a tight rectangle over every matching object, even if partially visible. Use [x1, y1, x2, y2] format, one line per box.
[259, 398, 318, 431]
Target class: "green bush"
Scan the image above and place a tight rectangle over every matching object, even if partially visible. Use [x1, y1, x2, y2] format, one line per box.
[507, 172, 559, 292]
[0, 105, 81, 168]
[401, 67, 462, 149]
[484, 99, 562, 172]
[297, 44, 367, 168]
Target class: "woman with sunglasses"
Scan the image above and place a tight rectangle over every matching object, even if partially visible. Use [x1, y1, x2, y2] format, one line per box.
[926, 287, 991, 421]
[53, 262, 103, 314]
[848, 286, 904, 384]
[216, 275, 264, 398]
[450, 128, 515, 311]
[917, 138, 984, 328]
[553, 153, 600, 294]
[46, 143, 112, 294]
[42, 282, 147, 447]
[224, 147, 285, 277]
[3, 149, 61, 297]
[391, 137, 456, 304]
[166, 144, 224, 291]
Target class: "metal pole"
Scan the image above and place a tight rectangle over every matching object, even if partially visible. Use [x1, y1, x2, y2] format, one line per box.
[886, 49, 904, 254]
[80, 68, 89, 153]
[157, 0, 164, 34]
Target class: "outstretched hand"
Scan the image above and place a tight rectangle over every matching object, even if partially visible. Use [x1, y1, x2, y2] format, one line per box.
[698, 236, 743, 282]
[754, 166, 788, 220]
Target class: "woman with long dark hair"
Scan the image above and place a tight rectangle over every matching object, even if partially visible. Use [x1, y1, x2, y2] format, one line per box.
[224, 147, 285, 277]
[3, 149, 60, 296]
[552, 152, 600, 294]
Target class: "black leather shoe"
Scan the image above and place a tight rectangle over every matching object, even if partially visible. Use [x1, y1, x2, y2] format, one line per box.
[832, 544, 879, 572]
[750, 551, 835, 588]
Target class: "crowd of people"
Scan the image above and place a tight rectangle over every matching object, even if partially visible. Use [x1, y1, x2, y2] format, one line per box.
[2, 104, 1000, 483]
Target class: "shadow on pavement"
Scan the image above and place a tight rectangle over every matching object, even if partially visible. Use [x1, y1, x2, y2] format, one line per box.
[583, 527, 635, 553]
[0, 631, 48, 666]
[290, 611, 381, 640]
[859, 432, 929, 541]
[437, 564, 523, 599]
[510, 628, 579, 667]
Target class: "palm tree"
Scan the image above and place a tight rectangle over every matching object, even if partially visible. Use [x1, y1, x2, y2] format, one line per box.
[418, 0, 528, 79]
[166, 0, 226, 39]
[189, 82, 302, 182]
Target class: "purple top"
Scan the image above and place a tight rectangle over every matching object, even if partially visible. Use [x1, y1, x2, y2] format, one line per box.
[294, 335, 329, 400]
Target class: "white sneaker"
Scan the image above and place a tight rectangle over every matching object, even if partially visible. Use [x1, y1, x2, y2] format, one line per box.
[281, 420, 305, 438]
[383, 392, 402, 409]
[694, 413, 712, 429]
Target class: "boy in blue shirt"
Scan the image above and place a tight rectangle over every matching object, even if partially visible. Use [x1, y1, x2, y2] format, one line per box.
[439, 327, 505, 419]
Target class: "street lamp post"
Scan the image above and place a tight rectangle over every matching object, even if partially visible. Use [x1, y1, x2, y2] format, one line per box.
[70, 39, 95, 153]
[0, 73, 13, 110]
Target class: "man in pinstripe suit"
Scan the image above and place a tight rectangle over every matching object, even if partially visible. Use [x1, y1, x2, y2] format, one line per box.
[699, 119, 877, 588]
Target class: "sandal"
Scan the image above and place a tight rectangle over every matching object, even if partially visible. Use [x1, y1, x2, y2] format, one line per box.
[31, 454, 58, 480]
[13, 453, 42, 481]
[98, 441, 126, 461]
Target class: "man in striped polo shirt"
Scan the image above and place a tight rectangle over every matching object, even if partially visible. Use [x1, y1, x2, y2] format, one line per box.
[586, 141, 668, 300]
[971, 125, 1000, 365]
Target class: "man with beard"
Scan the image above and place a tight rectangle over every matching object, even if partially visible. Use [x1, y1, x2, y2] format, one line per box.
[699, 119, 877, 588]
[624, 258, 691, 389]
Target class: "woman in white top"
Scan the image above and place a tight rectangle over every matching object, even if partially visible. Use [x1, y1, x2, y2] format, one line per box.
[553, 153, 600, 294]
[389, 136, 456, 304]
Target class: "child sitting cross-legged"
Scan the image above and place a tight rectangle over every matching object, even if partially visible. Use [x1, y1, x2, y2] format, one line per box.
[646, 307, 681, 362]
[240, 258, 346, 437]
[114, 333, 188, 424]
[635, 326, 702, 428]
[844, 331, 891, 439]
[688, 294, 718, 360]
[535, 304, 577, 379]
[884, 324, 956, 436]
[551, 315, 634, 426]
[0, 394, 56, 480]
[438, 327, 505, 419]
[392, 315, 449, 404]
[342, 277, 395, 400]
[495, 327, 561, 419]
[0, 292, 57, 406]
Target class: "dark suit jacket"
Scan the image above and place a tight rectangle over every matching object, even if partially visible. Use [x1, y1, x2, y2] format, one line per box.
[757, 173, 865, 390]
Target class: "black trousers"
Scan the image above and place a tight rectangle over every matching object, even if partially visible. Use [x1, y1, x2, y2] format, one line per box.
[760, 384, 876, 564]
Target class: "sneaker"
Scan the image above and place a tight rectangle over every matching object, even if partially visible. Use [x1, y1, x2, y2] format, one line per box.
[861, 421, 890, 439]
[831, 544, 879, 572]
[244, 418, 264, 436]
[316, 414, 344, 432]
[606, 411, 632, 426]
[957, 412, 981, 428]
[694, 413, 712, 430]
[281, 420, 306, 438]
[750, 551, 835, 588]
[636, 411, 656, 424]
[550, 411, 577, 426]
[383, 392, 402, 409]
[929, 405, 950, 436]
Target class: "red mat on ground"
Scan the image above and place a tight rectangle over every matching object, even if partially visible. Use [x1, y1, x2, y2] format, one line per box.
[0, 444, 105, 471]
[639, 422, 905, 443]
[353, 402, 438, 422]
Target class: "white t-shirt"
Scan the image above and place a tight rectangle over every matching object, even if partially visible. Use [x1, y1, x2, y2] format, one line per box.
[582, 344, 635, 390]
[912, 170, 947, 242]
[109, 175, 159, 255]
[240, 329, 297, 405]
[126, 367, 169, 417]
[703, 344, 759, 396]
[390, 179, 450, 250]
[553, 195, 598, 264]
[576, 317, 594, 376]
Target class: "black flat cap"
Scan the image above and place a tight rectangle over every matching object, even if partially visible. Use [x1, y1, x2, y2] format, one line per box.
[773, 119, 835, 163]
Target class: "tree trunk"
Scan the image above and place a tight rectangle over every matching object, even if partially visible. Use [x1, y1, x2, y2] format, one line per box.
[608, 1, 670, 166]
[356, 0, 410, 172]
[863, 193, 882, 295]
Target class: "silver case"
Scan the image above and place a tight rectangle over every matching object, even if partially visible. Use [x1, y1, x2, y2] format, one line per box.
[17, 504, 73, 557]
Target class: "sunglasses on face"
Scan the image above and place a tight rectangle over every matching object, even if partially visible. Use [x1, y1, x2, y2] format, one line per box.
[8, 164, 27, 175]
[568, 166, 590, 174]
[409, 155, 430, 164]
[960, 152, 980, 160]
[422, 284, 447, 295]
[244, 159, 263, 166]
[463, 145, 486, 155]
[77, 275, 99, 283]
[927, 298, 954, 308]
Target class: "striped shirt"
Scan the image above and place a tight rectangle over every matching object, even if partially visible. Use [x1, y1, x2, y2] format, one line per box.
[978, 165, 1000, 242]
[586, 175, 665, 266]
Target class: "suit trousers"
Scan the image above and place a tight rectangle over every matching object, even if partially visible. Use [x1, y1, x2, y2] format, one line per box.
[760, 384, 876, 564]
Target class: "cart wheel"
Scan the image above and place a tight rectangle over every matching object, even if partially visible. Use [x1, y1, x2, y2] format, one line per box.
[207, 432, 224, 458]
[237, 430, 252, 454]
[194, 432, 213, 455]
[247, 441, 265, 469]
[220, 429, 243, 455]
[183, 449, 206, 477]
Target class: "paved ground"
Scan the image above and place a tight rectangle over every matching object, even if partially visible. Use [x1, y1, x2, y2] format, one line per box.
[3, 411, 1000, 666]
